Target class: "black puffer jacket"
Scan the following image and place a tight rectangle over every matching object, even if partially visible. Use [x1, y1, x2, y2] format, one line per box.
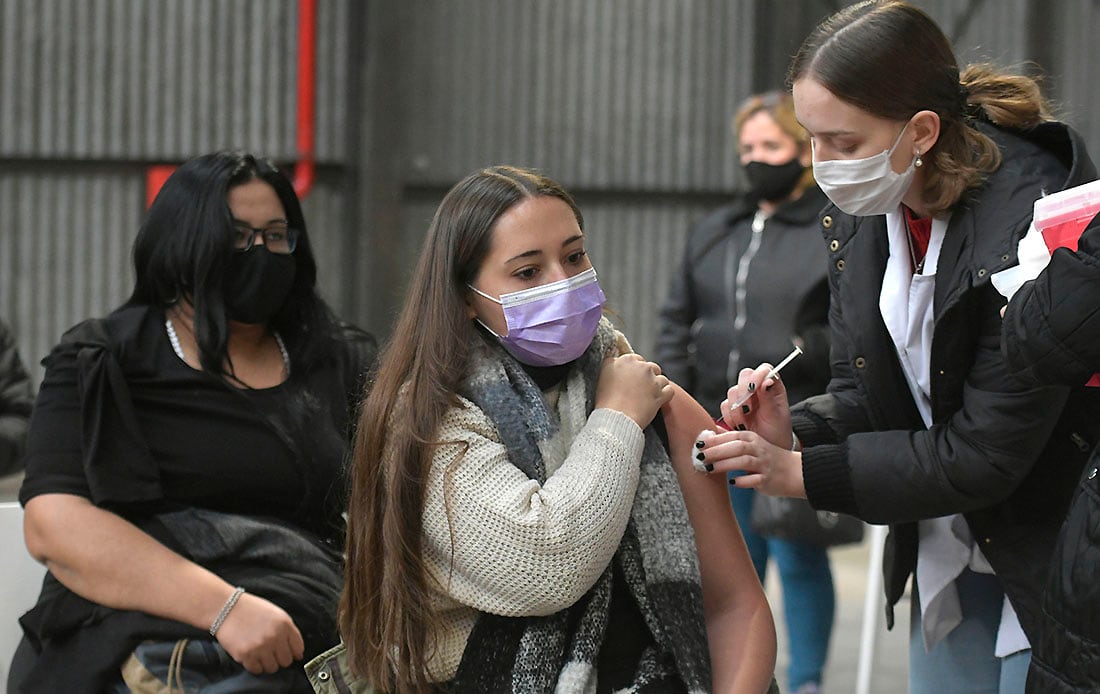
[791, 121, 1100, 645]
[0, 318, 33, 476]
[656, 186, 831, 415]
[1003, 210, 1100, 693]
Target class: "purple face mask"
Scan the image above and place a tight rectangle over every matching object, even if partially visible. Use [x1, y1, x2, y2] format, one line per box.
[468, 267, 606, 367]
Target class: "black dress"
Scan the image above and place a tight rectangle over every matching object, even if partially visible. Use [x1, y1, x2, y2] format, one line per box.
[11, 303, 375, 693]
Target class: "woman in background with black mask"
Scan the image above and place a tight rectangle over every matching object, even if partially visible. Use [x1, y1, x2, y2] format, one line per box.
[9, 150, 377, 692]
[656, 91, 833, 694]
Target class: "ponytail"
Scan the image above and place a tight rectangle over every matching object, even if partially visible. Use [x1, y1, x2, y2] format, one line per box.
[918, 64, 1052, 214]
[961, 63, 1052, 130]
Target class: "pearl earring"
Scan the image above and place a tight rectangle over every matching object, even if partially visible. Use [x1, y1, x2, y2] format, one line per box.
[914, 151, 923, 168]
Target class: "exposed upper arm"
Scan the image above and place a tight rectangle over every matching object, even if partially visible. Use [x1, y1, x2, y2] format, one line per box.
[24, 492, 100, 562]
[660, 385, 777, 691]
[660, 385, 763, 597]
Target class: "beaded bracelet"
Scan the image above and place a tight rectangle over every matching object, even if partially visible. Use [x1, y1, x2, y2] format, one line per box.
[209, 586, 246, 637]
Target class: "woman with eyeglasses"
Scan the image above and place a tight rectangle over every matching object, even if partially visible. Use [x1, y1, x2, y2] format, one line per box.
[9, 150, 377, 692]
[697, 1, 1098, 692]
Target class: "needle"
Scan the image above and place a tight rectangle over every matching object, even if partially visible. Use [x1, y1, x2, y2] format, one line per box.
[728, 345, 803, 410]
[698, 347, 804, 470]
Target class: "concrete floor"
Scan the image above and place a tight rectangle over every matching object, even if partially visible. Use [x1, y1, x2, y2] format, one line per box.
[766, 534, 911, 693]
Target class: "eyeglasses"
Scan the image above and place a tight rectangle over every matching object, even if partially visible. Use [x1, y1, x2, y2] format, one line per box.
[232, 225, 299, 254]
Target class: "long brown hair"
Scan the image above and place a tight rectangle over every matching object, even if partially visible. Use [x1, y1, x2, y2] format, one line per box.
[340, 166, 583, 693]
[788, 0, 1052, 215]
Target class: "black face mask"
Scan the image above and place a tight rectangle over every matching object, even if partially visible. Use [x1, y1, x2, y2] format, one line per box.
[224, 249, 297, 325]
[744, 158, 806, 202]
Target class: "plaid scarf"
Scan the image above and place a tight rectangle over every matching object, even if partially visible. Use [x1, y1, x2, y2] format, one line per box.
[449, 318, 712, 693]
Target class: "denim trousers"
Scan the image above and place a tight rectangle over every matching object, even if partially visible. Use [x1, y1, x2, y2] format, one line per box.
[729, 482, 835, 690]
[909, 568, 1031, 694]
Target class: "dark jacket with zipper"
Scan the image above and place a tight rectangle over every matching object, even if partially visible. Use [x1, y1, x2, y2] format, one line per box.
[790, 121, 1100, 646]
[1002, 210, 1100, 693]
[657, 185, 832, 415]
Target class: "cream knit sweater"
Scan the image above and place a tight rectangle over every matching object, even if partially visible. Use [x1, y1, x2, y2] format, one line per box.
[421, 378, 645, 682]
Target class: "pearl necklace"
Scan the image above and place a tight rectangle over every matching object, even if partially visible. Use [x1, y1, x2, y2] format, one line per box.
[165, 318, 290, 376]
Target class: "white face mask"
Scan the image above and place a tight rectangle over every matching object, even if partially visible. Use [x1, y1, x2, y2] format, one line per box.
[812, 124, 917, 216]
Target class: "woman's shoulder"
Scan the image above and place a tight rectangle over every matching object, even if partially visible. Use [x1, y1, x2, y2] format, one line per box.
[330, 321, 378, 372]
[437, 393, 502, 443]
[952, 123, 1089, 253]
[388, 383, 501, 449]
[984, 121, 1093, 196]
[333, 321, 377, 352]
[293, 320, 378, 396]
[686, 199, 755, 243]
[50, 304, 161, 364]
[775, 185, 830, 227]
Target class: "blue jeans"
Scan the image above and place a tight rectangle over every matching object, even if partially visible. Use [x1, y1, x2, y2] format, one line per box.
[909, 568, 1031, 694]
[110, 639, 305, 693]
[730, 481, 835, 690]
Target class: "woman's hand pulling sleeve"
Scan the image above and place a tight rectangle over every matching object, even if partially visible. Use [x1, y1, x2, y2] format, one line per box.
[419, 398, 646, 617]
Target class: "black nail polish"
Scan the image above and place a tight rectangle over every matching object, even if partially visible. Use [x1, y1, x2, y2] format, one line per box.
[704, 463, 714, 473]
[741, 404, 750, 415]
[695, 452, 706, 461]
[729, 477, 737, 486]
[765, 383, 773, 392]
[747, 382, 755, 392]
[736, 424, 747, 431]
[695, 440, 705, 449]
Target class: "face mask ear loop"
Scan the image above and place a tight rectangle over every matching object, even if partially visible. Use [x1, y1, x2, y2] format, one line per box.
[467, 284, 503, 305]
[466, 284, 505, 338]
[886, 121, 911, 159]
[473, 317, 503, 339]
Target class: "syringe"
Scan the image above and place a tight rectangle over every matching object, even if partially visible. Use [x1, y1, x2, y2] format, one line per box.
[727, 344, 804, 410]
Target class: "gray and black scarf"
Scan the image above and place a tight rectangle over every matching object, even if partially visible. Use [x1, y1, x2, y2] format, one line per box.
[448, 318, 712, 693]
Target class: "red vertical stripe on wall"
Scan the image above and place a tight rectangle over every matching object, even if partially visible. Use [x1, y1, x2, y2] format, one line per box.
[293, 0, 316, 199]
[146, 165, 178, 208]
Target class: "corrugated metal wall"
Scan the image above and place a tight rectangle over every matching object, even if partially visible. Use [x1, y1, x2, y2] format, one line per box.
[0, 0, 353, 382]
[917, 0, 1032, 63]
[0, 0, 351, 160]
[301, 175, 355, 314]
[399, 1, 757, 191]
[383, 0, 761, 358]
[912, 0, 1100, 156]
[0, 166, 142, 375]
[577, 197, 724, 355]
[1051, 0, 1100, 157]
[3, 0, 1100, 384]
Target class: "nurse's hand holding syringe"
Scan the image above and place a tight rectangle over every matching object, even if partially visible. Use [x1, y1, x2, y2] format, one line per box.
[692, 345, 810, 499]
